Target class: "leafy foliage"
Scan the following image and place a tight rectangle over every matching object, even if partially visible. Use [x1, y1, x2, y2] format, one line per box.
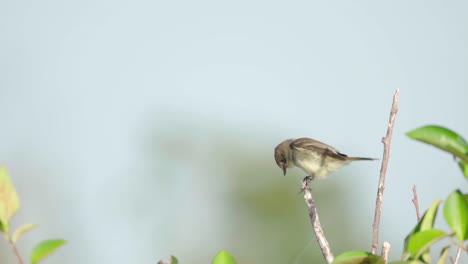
[436, 247, 450, 264]
[407, 229, 446, 259]
[0, 167, 66, 263]
[407, 125, 468, 178]
[12, 223, 38, 244]
[332, 251, 385, 264]
[0, 167, 20, 232]
[212, 250, 237, 264]
[444, 190, 468, 241]
[406, 126, 468, 160]
[402, 200, 441, 262]
[329, 125, 468, 264]
[31, 240, 67, 264]
[458, 161, 468, 180]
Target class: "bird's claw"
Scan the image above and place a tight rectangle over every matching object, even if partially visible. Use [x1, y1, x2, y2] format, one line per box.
[298, 175, 314, 194]
[303, 175, 314, 182]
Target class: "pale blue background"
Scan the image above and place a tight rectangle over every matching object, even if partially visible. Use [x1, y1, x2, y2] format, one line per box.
[1, 0, 467, 263]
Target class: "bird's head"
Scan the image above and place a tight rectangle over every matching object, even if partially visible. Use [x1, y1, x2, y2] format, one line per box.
[274, 139, 294, 176]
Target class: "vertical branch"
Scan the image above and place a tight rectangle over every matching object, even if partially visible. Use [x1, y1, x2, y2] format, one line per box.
[453, 247, 462, 264]
[380, 241, 391, 263]
[412, 185, 421, 221]
[371, 88, 400, 254]
[302, 177, 334, 264]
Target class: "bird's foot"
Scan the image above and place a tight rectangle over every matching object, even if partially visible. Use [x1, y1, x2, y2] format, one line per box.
[303, 175, 314, 182]
[298, 175, 314, 194]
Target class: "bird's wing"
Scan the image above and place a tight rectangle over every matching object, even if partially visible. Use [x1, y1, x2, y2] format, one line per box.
[290, 138, 348, 160]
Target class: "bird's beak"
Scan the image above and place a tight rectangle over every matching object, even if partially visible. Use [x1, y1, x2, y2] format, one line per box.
[282, 165, 287, 176]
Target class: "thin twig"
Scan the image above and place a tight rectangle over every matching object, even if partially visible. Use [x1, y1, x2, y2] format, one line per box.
[381, 241, 391, 263]
[453, 247, 462, 264]
[371, 88, 400, 254]
[302, 177, 334, 264]
[9, 240, 25, 264]
[412, 185, 421, 221]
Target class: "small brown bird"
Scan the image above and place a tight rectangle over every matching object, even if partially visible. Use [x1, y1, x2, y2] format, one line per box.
[274, 138, 375, 179]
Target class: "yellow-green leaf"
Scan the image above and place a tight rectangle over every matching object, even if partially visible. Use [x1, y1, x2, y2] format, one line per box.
[436, 246, 450, 264]
[0, 220, 8, 233]
[403, 200, 441, 261]
[332, 251, 385, 264]
[444, 190, 468, 240]
[419, 200, 442, 231]
[30, 239, 66, 264]
[0, 167, 20, 231]
[212, 250, 237, 264]
[408, 229, 446, 259]
[458, 161, 468, 180]
[407, 125, 468, 163]
[389, 261, 423, 264]
[170, 256, 178, 264]
[12, 223, 38, 244]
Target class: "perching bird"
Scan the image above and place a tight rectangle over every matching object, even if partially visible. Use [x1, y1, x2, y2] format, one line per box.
[274, 138, 375, 179]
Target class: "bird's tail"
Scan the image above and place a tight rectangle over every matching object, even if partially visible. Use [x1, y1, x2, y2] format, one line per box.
[349, 157, 377, 161]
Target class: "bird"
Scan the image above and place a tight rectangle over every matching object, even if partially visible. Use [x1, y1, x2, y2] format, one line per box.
[274, 137, 375, 180]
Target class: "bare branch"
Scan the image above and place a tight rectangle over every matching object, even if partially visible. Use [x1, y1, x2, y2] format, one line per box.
[381, 241, 391, 263]
[302, 177, 334, 264]
[412, 185, 421, 221]
[5, 235, 25, 264]
[371, 88, 400, 254]
[11, 243, 25, 264]
[453, 247, 462, 264]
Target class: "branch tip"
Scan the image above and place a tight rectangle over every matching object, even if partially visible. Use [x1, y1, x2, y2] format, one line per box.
[381, 241, 391, 263]
[371, 88, 399, 254]
[412, 185, 421, 221]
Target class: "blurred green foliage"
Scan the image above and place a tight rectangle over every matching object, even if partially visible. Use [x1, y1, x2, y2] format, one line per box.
[0, 167, 66, 264]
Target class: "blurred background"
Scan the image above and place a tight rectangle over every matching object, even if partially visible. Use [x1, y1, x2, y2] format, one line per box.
[1, 0, 467, 263]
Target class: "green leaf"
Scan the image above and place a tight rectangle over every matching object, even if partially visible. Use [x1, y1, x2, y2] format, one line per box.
[407, 125, 468, 163]
[418, 200, 442, 231]
[0, 220, 8, 233]
[0, 167, 20, 232]
[389, 261, 423, 264]
[332, 251, 385, 264]
[30, 239, 66, 264]
[444, 190, 468, 240]
[12, 223, 37, 244]
[212, 250, 237, 264]
[459, 161, 468, 180]
[436, 246, 450, 264]
[408, 229, 446, 259]
[170, 256, 178, 264]
[403, 200, 441, 261]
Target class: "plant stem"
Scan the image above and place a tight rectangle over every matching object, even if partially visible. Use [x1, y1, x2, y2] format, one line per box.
[371, 88, 400, 254]
[7, 236, 25, 264]
[453, 246, 462, 264]
[381, 241, 390, 263]
[412, 185, 421, 221]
